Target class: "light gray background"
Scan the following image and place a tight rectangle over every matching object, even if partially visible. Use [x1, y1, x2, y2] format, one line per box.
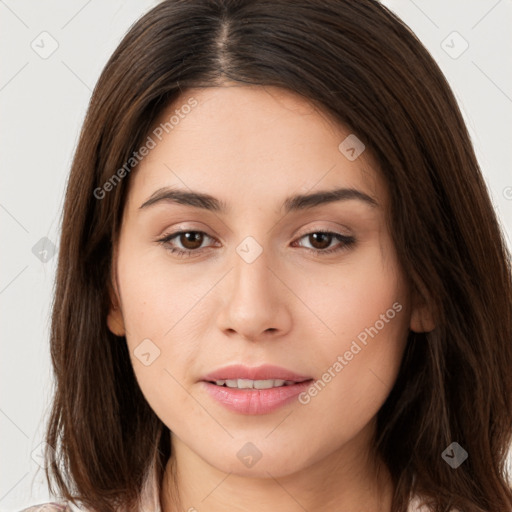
[1, 1, 511, 510]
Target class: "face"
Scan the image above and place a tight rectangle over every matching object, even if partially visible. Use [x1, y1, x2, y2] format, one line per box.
[107, 84, 433, 478]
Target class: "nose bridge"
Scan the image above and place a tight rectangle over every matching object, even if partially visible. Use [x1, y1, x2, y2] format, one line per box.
[231, 235, 275, 306]
[216, 234, 291, 340]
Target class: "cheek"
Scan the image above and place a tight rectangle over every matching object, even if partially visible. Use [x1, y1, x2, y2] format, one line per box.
[294, 240, 409, 418]
[117, 238, 209, 342]
[115, 243, 208, 410]
[297, 239, 406, 345]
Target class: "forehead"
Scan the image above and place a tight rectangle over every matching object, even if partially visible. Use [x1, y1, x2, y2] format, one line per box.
[125, 85, 385, 213]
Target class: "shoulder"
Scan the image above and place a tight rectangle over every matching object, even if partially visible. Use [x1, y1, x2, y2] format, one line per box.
[18, 503, 73, 511]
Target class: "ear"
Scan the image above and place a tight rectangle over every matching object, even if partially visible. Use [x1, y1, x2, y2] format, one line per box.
[106, 274, 126, 337]
[409, 288, 435, 333]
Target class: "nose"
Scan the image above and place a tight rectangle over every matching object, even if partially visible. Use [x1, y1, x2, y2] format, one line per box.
[216, 245, 293, 342]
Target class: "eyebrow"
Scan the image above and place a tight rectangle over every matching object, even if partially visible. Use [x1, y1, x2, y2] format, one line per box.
[138, 186, 378, 213]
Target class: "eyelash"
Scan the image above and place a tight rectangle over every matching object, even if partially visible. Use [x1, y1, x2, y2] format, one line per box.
[156, 229, 356, 258]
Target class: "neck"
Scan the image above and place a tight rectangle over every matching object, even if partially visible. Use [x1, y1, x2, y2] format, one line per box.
[160, 424, 394, 512]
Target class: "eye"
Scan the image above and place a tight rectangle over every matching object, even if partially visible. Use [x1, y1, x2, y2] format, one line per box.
[157, 229, 355, 258]
[157, 230, 216, 258]
[292, 230, 355, 255]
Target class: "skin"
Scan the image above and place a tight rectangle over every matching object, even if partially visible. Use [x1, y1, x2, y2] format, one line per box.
[107, 84, 434, 512]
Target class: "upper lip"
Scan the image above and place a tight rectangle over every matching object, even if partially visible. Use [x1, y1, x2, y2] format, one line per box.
[201, 364, 313, 383]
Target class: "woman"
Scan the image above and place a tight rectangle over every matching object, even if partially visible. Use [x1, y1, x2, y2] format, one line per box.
[20, 0, 512, 511]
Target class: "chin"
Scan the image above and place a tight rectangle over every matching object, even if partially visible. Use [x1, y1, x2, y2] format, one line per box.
[198, 441, 314, 479]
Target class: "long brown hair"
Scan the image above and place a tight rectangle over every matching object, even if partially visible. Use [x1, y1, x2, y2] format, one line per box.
[44, 1, 512, 511]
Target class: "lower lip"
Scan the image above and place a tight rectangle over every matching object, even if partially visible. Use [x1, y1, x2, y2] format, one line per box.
[201, 380, 313, 415]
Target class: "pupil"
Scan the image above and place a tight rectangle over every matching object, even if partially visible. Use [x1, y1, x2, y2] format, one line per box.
[181, 232, 203, 250]
[310, 232, 332, 249]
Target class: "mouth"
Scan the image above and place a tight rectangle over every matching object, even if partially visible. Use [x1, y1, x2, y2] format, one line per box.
[200, 364, 314, 414]
[207, 378, 309, 389]
[201, 363, 313, 383]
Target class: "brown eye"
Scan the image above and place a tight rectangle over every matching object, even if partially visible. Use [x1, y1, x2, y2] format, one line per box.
[157, 230, 216, 257]
[307, 232, 333, 250]
[293, 231, 356, 255]
[178, 231, 204, 250]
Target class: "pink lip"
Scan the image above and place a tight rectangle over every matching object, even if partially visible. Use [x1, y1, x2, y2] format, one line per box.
[201, 364, 312, 382]
[200, 364, 313, 415]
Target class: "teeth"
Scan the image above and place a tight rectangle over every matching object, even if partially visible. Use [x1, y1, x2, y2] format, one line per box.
[255, 378, 285, 389]
[214, 379, 295, 389]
